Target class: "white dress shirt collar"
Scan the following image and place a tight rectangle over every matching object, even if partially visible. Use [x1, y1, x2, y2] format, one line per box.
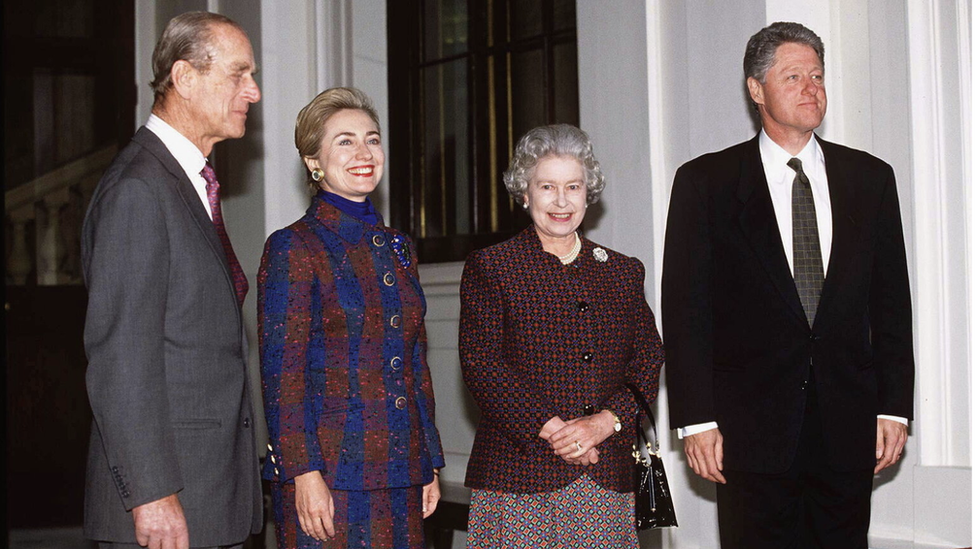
[758, 129, 823, 182]
[757, 128, 832, 277]
[145, 114, 212, 219]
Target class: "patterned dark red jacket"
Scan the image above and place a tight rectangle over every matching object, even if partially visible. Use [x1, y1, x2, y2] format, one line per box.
[460, 227, 664, 493]
[258, 194, 445, 491]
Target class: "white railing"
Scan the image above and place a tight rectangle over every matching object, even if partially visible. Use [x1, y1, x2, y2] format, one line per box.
[5, 145, 117, 286]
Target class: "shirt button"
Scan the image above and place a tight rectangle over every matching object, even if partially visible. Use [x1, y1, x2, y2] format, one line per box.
[390, 356, 402, 370]
[395, 396, 407, 410]
[390, 315, 401, 328]
[383, 272, 396, 286]
[577, 301, 589, 312]
[243, 417, 250, 428]
[582, 352, 594, 363]
[372, 234, 385, 247]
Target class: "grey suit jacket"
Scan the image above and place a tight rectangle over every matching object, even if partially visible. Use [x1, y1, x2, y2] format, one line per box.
[81, 127, 262, 545]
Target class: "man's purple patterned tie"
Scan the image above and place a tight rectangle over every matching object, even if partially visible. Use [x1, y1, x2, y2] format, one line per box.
[201, 163, 248, 307]
[788, 157, 823, 328]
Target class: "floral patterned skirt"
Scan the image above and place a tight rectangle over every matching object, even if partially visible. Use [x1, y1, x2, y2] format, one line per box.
[466, 474, 638, 549]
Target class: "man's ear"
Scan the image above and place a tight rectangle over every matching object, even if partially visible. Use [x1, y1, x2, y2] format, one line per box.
[747, 77, 764, 107]
[170, 60, 196, 100]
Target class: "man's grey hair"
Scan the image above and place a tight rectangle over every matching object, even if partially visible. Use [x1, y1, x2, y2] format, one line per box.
[503, 124, 606, 205]
[150, 11, 246, 105]
[744, 22, 825, 84]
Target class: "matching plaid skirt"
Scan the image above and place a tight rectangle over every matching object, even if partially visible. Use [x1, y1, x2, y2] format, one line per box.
[466, 474, 638, 549]
[271, 483, 425, 549]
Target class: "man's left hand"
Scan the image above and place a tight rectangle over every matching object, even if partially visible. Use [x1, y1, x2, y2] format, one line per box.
[875, 418, 908, 474]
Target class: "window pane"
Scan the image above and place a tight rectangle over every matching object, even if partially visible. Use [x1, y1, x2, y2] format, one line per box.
[425, 0, 468, 60]
[35, 0, 95, 38]
[511, 0, 542, 40]
[387, 0, 578, 263]
[553, 0, 576, 33]
[422, 59, 469, 238]
[553, 42, 579, 125]
[510, 49, 545, 143]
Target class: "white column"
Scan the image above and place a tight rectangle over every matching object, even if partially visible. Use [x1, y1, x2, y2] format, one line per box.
[906, 0, 971, 469]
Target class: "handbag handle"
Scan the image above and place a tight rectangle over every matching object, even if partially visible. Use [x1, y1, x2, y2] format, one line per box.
[624, 382, 659, 450]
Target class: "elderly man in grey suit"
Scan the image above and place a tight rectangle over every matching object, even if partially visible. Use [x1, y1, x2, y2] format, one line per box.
[82, 12, 262, 549]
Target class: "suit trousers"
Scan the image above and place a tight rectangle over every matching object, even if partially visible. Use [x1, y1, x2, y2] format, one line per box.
[716, 382, 874, 549]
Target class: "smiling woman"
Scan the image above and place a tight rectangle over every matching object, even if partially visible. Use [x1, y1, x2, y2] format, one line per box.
[304, 108, 386, 201]
[258, 87, 446, 549]
[458, 124, 663, 548]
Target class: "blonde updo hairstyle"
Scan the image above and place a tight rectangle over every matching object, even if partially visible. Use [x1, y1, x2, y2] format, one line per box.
[295, 87, 380, 193]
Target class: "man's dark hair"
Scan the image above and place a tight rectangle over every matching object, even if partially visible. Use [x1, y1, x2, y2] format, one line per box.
[744, 22, 825, 112]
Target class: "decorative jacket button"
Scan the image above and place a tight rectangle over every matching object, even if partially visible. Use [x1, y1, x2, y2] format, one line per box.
[383, 272, 396, 286]
[395, 396, 407, 410]
[373, 234, 385, 247]
[390, 315, 401, 328]
[577, 301, 589, 312]
[582, 352, 594, 363]
[390, 356, 402, 370]
[243, 417, 250, 428]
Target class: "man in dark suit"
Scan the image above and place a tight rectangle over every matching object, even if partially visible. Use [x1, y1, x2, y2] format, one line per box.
[662, 22, 914, 548]
[81, 12, 262, 549]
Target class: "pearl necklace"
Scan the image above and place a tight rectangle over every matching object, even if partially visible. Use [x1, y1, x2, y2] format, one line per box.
[558, 233, 582, 265]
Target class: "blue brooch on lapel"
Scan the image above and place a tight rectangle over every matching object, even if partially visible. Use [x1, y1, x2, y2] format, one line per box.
[390, 234, 412, 268]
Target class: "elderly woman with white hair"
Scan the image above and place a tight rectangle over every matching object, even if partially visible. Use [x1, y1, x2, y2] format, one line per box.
[459, 124, 665, 548]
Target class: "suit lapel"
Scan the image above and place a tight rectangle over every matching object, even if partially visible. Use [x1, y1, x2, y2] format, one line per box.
[816, 137, 859, 325]
[132, 128, 237, 303]
[735, 136, 807, 325]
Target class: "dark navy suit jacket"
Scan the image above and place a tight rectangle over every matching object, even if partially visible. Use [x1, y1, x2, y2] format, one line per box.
[663, 134, 915, 474]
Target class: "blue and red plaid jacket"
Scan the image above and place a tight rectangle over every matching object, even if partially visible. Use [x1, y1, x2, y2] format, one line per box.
[460, 227, 664, 493]
[258, 194, 445, 491]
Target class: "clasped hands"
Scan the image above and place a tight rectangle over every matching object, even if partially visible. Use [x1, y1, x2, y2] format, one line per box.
[539, 410, 617, 466]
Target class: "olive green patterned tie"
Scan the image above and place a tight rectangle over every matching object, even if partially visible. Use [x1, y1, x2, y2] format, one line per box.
[788, 157, 824, 327]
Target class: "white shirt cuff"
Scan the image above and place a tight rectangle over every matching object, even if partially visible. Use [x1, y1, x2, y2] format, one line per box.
[878, 415, 908, 426]
[677, 421, 719, 439]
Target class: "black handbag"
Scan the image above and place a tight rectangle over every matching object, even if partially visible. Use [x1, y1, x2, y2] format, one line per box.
[624, 383, 678, 530]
